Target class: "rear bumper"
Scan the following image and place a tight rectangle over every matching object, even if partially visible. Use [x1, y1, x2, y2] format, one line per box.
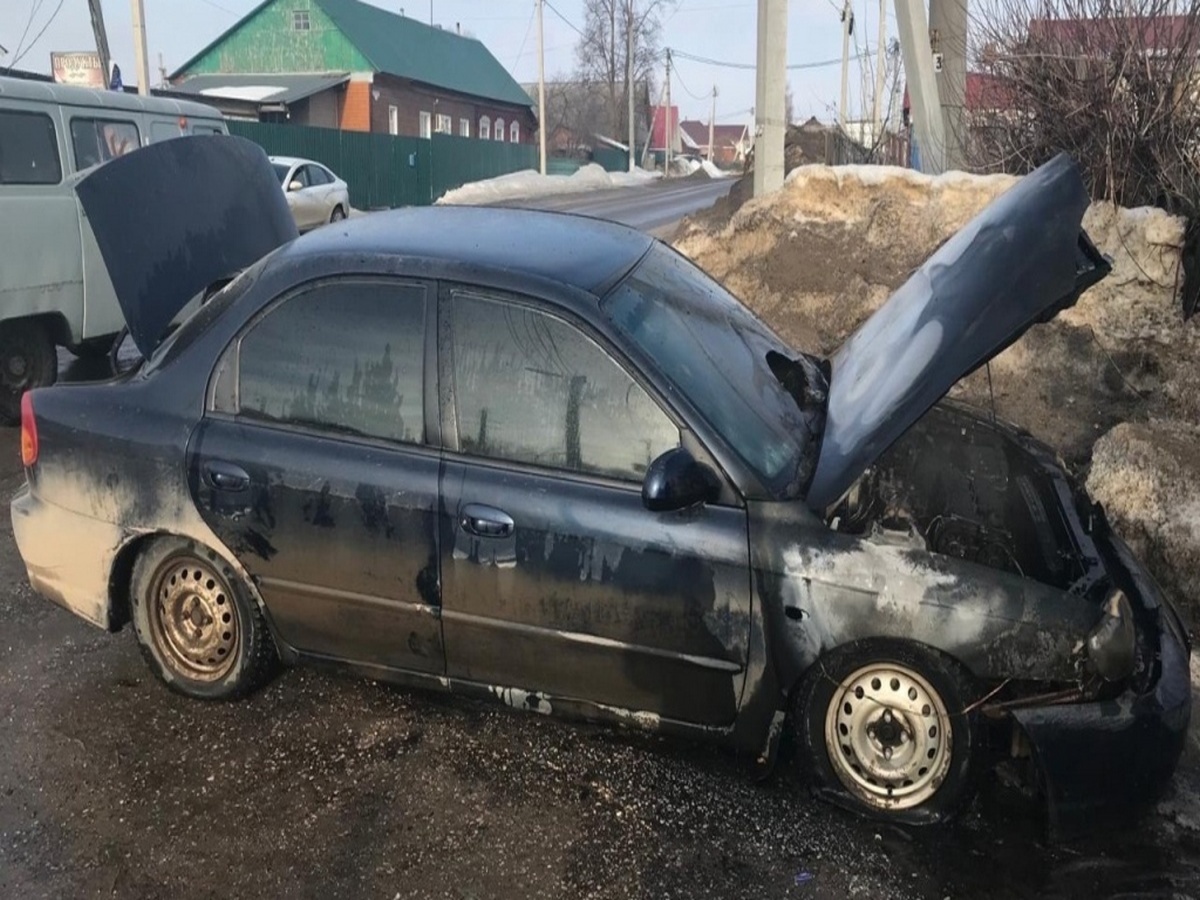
[1013, 532, 1192, 837]
[11, 485, 123, 630]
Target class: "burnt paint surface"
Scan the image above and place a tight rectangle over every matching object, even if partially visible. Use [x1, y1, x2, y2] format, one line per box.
[190, 418, 445, 673]
[438, 457, 750, 727]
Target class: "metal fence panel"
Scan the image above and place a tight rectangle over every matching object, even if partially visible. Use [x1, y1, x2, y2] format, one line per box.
[430, 134, 536, 201]
[592, 146, 629, 173]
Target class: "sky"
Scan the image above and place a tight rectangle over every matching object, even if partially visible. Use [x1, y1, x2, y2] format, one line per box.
[1, 0, 900, 127]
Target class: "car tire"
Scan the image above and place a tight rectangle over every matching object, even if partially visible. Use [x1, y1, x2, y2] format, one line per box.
[792, 639, 983, 825]
[0, 320, 57, 425]
[70, 336, 118, 360]
[330, 205, 346, 223]
[130, 537, 276, 700]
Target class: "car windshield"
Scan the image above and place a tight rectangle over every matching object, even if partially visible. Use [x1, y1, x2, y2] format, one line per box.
[601, 243, 827, 498]
[271, 163, 291, 185]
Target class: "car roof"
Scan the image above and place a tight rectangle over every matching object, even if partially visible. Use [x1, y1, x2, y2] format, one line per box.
[280, 206, 655, 295]
[269, 155, 311, 167]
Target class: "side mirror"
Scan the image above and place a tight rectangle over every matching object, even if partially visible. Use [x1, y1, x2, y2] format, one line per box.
[642, 447, 721, 512]
[288, 180, 304, 192]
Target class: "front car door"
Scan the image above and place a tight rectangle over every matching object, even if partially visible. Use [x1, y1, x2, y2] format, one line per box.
[190, 276, 445, 674]
[437, 287, 752, 727]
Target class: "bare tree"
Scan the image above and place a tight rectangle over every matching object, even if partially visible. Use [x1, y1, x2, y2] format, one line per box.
[971, 0, 1200, 213]
[574, 0, 675, 141]
[785, 82, 795, 125]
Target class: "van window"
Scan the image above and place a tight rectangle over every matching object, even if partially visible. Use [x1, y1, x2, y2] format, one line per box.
[191, 123, 225, 136]
[0, 110, 62, 185]
[150, 121, 183, 143]
[70, 118, 140, 170]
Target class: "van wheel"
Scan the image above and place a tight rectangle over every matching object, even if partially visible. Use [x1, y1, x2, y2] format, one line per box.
[0, 321, 57, 425]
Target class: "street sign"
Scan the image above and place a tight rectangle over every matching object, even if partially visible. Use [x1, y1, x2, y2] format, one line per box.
[50, 51, 107, 88]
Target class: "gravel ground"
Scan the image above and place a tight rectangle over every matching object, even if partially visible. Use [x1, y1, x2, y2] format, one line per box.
[0, 370, 1198, 899]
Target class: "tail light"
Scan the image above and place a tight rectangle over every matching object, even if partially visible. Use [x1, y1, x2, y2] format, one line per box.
[20, 392, 37, 467]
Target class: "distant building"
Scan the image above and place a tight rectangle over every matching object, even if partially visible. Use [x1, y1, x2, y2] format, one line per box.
[677, 120, 750, 167]
[167, 0, 535, 142]
[521, 80, 651, 157]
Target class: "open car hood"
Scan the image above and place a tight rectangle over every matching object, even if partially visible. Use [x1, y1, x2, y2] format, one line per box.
[74, 135, 297, 356]
[805, 154, 1110, 511]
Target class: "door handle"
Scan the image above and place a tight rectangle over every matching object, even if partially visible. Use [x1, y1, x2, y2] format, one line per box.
[460, 503, 514, 538]
[203, 460, 250, 492]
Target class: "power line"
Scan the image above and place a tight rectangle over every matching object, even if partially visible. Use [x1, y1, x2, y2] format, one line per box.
[195, 0, 239, 15]
[9, 0, 47, 67]
[10, 0, 66, 68]
[670, 45, 874, 71]
[511, 2, 536, 68]
[671, 63, 711, 100]
[543, 0, 584, 38]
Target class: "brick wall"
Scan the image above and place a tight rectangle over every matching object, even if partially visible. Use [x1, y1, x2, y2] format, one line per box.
[339, 80, 371, 132]
[369, 74, 535, 143]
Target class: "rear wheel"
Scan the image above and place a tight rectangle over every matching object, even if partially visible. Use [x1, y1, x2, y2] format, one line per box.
[0, 320, 56, 425]
[329, 205, 346, 223]
[130, 537, 276, 700]
[793, 640, 982, 824]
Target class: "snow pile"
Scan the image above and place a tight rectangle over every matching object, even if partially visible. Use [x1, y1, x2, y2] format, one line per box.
[673, 164, 1198, 625]
[438, 163, 660, 205]
[701, 160, 731, 179]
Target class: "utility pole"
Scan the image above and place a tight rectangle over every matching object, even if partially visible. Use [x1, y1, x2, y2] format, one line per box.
[929, 0, 967, 170]
[664, 49, 672, 177]
[130, 0, 150, 95]
[157, 51, 167, 88]
[873, 0, 886, 139]
[626, 0, 635, 172]
[839, 0, 851, 125]
[87, 0, 112, 87]
[752, 0, 786, 197]
[708, 85, 717, 162]
[894, 0, 946, 172]
[537, 0, 547, 174]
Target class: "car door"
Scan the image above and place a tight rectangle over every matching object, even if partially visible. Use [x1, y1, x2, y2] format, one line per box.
[285, 164, 314, 230]
[189, 276, 445, 674]
[438, 287, 752, 727]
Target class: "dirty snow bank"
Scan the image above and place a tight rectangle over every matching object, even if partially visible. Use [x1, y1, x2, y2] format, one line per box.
[437, 163, 660, 205]
[674, 164, 1199, 625]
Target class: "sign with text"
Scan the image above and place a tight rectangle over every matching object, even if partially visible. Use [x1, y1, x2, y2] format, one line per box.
[50, 51, 106, 88]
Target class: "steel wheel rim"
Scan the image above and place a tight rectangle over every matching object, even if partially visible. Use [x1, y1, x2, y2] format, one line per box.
[149, 557, 238, 681]
[823, 662, 952, 810]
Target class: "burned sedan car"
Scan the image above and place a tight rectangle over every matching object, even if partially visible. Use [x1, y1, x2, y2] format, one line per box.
[12, 137, 1191, 832]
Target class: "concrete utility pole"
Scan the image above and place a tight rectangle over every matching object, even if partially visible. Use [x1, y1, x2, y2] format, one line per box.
[130, 0, 150, 95]
[87, 0, 112, 87]
[537, 0, 547, 174]
[664, 49, 672, 177]
[893, 0, 946, 172]
[928, 0, 967, 170]
[839, 0, 851, 125]
[873, 0, 886, 137]
[627, 0, 636, 171]
[752, 0, 787, 197]
[708, 85, 717, 161]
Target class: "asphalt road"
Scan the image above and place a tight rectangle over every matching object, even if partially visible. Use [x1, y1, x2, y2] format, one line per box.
[4, 183, 1199, 897]
[502, 175, 736, 234]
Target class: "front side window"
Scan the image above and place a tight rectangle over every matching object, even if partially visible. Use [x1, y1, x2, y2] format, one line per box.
[150, 120, 183, 143]
[450, 293, 678, 481]
[238, 280, 426, 444]
[70, 117, 139, 170]
[0, 110, 61, 185]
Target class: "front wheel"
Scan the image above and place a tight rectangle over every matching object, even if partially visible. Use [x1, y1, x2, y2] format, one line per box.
[0, 320, 57, 425]
[793, 640, 983, 824]
[130, 537, 276, 700]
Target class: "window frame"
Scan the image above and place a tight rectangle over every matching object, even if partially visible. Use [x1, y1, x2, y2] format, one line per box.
[435, 113, 452, 135]
[493, 117, 505, 142]
[292, 9, 311, 31]
[459, 118, 470, 138]
[388, 104, 399, 135]
[509, 120, 520, 143]
[419, 110, 432, 139]
[208, 275, 439, 452]
[0, 108, 63, 185]
[437, 284, 689, 489]
[479, 115, 490, 140]
[68, 116, 140, 171]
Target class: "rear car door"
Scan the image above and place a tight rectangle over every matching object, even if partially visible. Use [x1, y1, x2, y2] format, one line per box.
[189, 276, 445, 673]
[438, 287, 752, 726]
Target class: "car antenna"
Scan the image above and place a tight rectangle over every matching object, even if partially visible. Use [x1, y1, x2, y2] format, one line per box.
[985, 361, 997, 424]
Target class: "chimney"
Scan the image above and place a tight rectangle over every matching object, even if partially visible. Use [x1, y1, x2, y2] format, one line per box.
[456, 22, 461, 34]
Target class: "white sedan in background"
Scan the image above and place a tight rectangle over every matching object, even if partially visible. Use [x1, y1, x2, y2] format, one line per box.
[270, 155, 351, 232]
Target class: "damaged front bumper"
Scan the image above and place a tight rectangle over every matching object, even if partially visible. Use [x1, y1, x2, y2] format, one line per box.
[1012, 527, 1192, 837]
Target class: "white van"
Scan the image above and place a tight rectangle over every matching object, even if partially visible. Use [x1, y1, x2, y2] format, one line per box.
[0, 76, 228, 422]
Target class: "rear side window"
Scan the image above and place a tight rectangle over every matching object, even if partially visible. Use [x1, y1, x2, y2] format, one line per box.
[0, 110, 61, 184]
[306, 165, 331, 185]
[150, 120, 183, 143]
[71, 118, 140, 170]
[237, 280, 426, 444]
[191, 123, 224, 135]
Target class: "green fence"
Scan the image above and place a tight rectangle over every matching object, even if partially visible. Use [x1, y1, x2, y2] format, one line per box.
[592, 146, 630, 173]
[227, 121, 536, 208]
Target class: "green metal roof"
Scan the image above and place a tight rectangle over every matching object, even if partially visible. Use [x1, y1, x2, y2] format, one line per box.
[314, 0, 532, 109]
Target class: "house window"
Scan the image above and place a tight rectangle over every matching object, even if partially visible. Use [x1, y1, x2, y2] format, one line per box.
[479, 116, 490, 140]
[436, 113, 452, 135]
[460, 118, 470, 138]
[494, 117, 505, 142]
[419, 111, 432, 139]
[509, 120, 520, 143]
[292, 10, 310, 30]
[388, 105, 399, 135]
